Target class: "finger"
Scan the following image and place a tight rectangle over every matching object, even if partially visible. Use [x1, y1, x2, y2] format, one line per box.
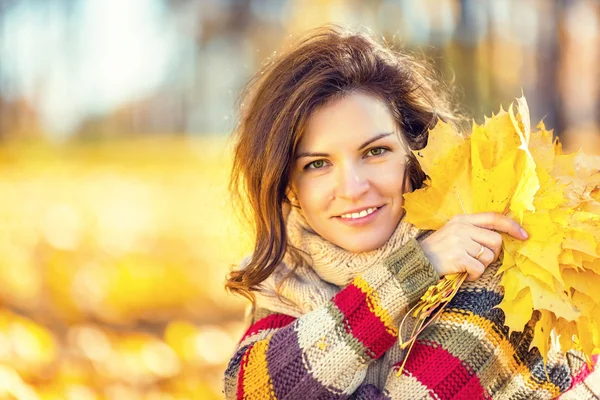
[466, 226, 503, 260]
[466, 240, 495, 266]
[458, 212, 528, 240]
[461, 252, 485, 281]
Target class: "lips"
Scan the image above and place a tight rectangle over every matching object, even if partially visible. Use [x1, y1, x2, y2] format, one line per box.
[336, 205, 383, 219]
[337, 206, 378, 220]
[334, 205, 385, 226]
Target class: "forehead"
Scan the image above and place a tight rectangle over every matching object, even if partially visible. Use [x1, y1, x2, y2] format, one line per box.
[300, 92, 399, 149]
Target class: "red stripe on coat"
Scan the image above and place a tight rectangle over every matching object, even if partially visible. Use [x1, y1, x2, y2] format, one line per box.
[402, 341, 487, 400]
[241, 314, 296, 342]
[332, 282, 396, 359]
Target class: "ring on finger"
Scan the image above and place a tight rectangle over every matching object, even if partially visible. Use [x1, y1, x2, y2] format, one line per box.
[475, 244, 485, 260]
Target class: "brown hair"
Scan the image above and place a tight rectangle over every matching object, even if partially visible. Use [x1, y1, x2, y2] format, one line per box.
[226, 25, 463, 302]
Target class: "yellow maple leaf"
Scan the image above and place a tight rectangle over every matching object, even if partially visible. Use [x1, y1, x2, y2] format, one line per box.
[529, 121, 555, 173]
[470, 112, 519, 214]
[404, 120, 472, 230]
[500, 287, 534, 330]
[416, 119, 468, 177]
[404, 94, 600, 364]
[514, 255, 555, 288]
[532, 310, 554, 364]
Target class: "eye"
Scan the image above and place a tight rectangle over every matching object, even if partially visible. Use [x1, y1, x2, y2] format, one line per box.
[366, 147, 388, 157]
[305, 159, 327, 169]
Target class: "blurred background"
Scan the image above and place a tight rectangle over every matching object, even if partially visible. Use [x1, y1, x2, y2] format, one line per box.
[0, 0, 598, 399]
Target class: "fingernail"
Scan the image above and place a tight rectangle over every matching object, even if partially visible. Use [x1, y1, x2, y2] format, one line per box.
[520, 228, 528, 239]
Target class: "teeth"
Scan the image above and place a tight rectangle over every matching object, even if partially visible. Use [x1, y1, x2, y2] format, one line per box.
[340, 207, 377, 219]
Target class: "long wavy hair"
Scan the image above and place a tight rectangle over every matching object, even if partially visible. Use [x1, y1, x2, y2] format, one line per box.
[226, 25, 464, 302]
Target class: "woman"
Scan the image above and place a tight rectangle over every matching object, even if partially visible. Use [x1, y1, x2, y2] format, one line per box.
[224, 25, 597, 399]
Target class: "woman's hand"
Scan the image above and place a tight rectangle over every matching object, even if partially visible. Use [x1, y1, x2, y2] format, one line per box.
[418, 212, 528, 281]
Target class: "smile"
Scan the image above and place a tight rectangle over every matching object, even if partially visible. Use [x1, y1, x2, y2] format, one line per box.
[339, 207, 379, 219]
[334, 205, 384, 226]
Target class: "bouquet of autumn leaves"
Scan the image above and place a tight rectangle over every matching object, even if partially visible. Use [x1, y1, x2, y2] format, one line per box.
[402, 96, 600, 366]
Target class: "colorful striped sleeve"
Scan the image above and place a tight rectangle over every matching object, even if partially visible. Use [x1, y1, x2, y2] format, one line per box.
[350, 356, 600, 400]
[558, 353, 600, 399]
[223, 238, 439, 400]
[375, 262, 600, 400]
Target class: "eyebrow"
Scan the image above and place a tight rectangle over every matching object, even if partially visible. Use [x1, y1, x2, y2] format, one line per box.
[295, 132, 394, 160]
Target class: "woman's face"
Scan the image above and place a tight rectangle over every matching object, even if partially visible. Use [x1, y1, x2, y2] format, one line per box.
[289, 91, 411, 253]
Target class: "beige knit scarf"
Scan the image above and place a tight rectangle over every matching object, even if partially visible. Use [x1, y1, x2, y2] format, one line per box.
[253, 206, 425, 318]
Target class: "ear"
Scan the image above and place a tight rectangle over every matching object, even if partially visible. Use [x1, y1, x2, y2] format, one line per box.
[283, 187, 300, 222]
[285, 187, 298, 204]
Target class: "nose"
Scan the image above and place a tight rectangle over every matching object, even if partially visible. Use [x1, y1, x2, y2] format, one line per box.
[336, 164, 370, 201]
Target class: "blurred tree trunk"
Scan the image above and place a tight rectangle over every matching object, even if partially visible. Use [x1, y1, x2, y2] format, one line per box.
[537, 0, 563, 138]
[455, 0, 483, 118]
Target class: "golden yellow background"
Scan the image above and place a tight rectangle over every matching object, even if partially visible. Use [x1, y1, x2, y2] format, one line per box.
[0, 0, 599, 398]
[0, 138, 250, 399]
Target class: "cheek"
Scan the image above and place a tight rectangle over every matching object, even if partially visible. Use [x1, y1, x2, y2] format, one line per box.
[295, 176, 333, 210]
[370, 162, 406, 193]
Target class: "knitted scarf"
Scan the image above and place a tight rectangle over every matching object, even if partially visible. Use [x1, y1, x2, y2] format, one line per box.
[253, 206, 425, 319]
